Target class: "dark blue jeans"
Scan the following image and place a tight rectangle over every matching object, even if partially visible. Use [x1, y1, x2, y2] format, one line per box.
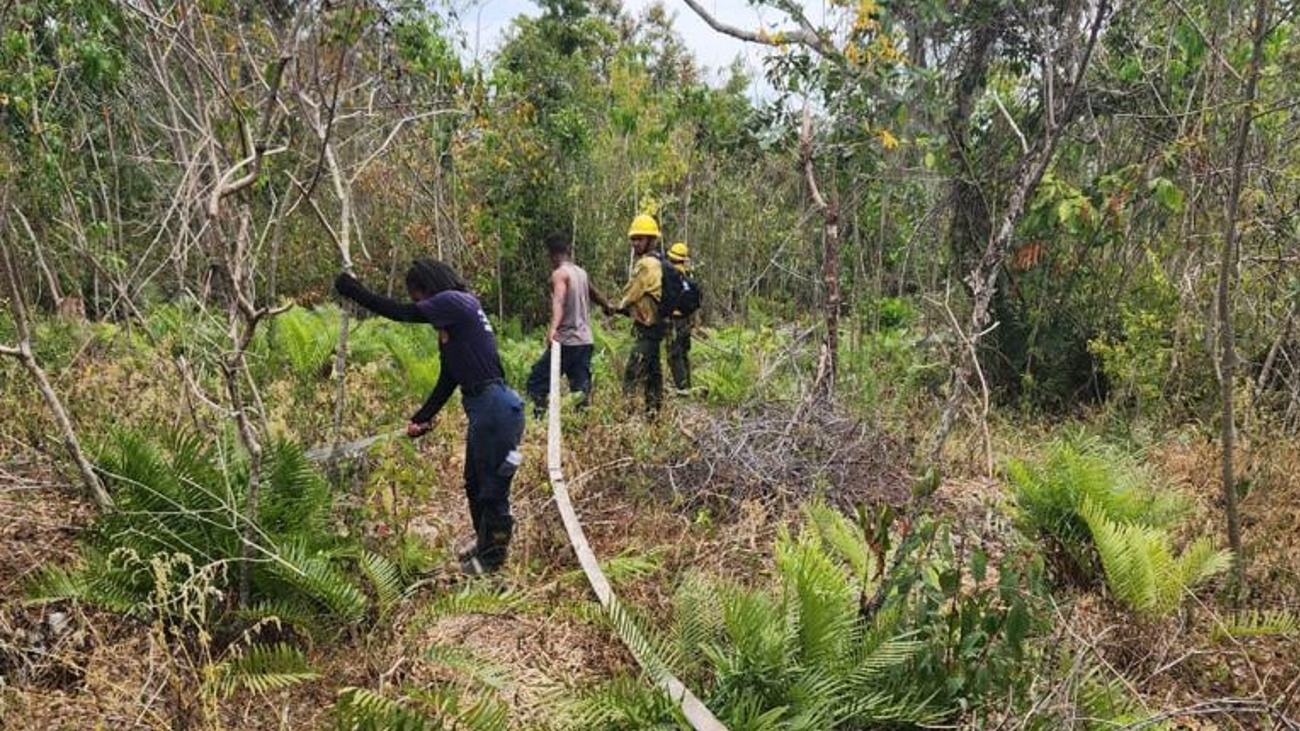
[462, 382, 525, 567]
[526, 344, 594, 414]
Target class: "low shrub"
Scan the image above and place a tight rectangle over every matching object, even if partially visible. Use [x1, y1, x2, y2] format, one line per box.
[26, 429, 408, 638]
[1007, 437, 1184, 582]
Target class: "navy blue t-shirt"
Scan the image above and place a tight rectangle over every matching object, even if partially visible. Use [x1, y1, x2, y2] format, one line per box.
[413, 291, 505, 422]
[334, 274, 505, 423]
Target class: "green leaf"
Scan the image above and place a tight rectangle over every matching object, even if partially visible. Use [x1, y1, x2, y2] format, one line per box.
[1005, 599, 1029, 655]
[211, 643, 319, 697]
[1149, 177, 1184, 212]
[1118, 57, 1142, 83]
[971, 550, 988, 584]
[939, 568, 960, 597]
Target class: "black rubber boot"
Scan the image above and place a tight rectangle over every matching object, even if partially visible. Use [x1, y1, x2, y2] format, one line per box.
[462, 521, 512, 576]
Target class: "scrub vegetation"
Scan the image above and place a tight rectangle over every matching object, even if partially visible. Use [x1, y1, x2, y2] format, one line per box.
[2, 0, 1299, 729]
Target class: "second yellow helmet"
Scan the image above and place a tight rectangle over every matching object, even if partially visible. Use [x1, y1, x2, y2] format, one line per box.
[668, 242, 689, 262]
[627, 214, 661, 239]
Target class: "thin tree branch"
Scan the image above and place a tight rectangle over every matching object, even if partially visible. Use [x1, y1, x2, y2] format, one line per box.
[681, 0, 834, 56]
[993, 92, 1030, 154]
[0, 202, 112, 509]
[1216, 0, 1270, 596]
[347, 109, 464, 186]
[801, 107, 829, 211]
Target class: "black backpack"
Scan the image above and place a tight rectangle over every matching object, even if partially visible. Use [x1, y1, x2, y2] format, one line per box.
[655, 253, 703, 319]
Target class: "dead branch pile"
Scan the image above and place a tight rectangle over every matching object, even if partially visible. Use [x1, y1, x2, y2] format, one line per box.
[667, 402, 911, 513]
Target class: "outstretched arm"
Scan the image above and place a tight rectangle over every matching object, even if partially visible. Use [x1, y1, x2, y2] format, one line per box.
[335, 273, 424, 323]
[412, 364, 456, 425]
[589, 282, 614, 315]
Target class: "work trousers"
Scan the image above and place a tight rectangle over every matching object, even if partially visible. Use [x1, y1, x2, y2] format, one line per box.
[462, 382, 526, 569]
[623, 322, 665, 415]
[668, 316, 692, 390]
[526, 343, 594, 416]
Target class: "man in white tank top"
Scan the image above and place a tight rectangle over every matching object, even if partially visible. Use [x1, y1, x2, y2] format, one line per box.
[525, 233, 614, 418]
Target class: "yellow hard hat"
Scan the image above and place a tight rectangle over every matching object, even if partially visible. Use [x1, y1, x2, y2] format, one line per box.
[627, 214, 661, 239]
[668, 242, 689, 262]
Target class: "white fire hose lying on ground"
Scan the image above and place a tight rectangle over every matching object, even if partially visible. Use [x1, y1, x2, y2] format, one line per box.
[544, 342, 728, 731]
[306, 343, 727, 729]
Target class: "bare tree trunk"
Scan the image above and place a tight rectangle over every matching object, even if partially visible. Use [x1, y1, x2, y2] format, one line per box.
[1218, 0, 1270, 595]
[1, 212, 112, 509]
[225, 348, 263, 605]
[801, 107, 839, 395]
[11, 206, 64, 308]
[294, 90, 358, 469]
[821, 199, 841, 391]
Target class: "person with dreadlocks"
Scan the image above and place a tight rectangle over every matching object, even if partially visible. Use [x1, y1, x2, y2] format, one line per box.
[335, 260, 525, 575]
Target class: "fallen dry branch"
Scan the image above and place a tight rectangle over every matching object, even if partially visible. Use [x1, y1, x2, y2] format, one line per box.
[1119, 698, 1299, 731]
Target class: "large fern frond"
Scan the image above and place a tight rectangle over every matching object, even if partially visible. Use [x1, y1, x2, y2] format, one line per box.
[1212, 609, 1300, 640]
[409, 685, 511, 731]
[358, 550, 404, 617]
[240, 598, 326, 638]
[561, 548, 664, 588]
[210, 643, 319, 697]
[775, 533, 857, 667]
[670, 573, 725, 680]
[803, 501, 872, 582]
[259, 438, 331, 537]
[270, 307, 336, 377]
[269, 541, 369, 624]
[1009, 438, 1188, 582]
[24, 565, 90, 605]
[556, 675, 681, 730]
[334, 687, 434, 731]
[1081, 498, 1230, 617]
[413, 584, 526, 628]
[424, 643, 511, 693]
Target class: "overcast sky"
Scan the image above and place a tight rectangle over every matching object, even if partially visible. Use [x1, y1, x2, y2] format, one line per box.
[452, 0, 832, 100]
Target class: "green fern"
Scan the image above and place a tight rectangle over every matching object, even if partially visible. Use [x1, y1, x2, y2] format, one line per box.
[358, 550, 404, 617]
[1080, 499, 1232, 617]
[381, 326, 442, 397]
[804, 502, 872, 583]
[270, 307, 336, 378]
[425, 643, 511, 692]
[335, 648, 512, 731]
[268, 540, 370, 625]
[558, 675, 683, 730]
[564, 523, 945, 729]
[668, 573, 726, 684]
[1212, 609, 1300, 640]
[259, 440, 332, 537]
[1008, 438, 1186, 580]
[25, 564, 90, 604]
[560, 547, 664, 588]
[29, 428, 395, 636]
[239, 599, 324, 637]
[412, 584, 526, 629]
[335, 687, 435, 731]
[210, 643, 320, 697]
[695, 349, 760, 406]
[409, 686, 510, 731]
